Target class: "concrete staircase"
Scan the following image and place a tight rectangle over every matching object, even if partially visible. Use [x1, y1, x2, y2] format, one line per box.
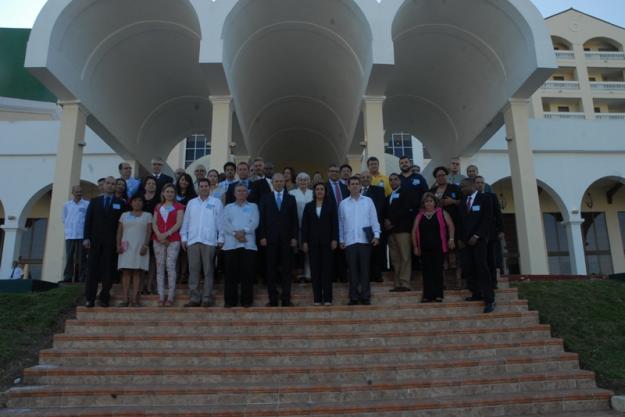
[1, 277, 618, 416]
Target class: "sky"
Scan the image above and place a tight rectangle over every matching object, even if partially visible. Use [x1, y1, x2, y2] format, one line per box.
[0, 0, 623, 29]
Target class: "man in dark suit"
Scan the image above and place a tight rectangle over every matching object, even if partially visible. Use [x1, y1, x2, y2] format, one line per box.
[361, 171, 387, 282]
[82, 176, 125, 307]
[249, 159, 273, 204]
[475, 176, 504, 290]
[327, 164, 349, 282]
[225, 162, 252, 204]
[459, 178, 495, 313]
[385, 173, 418, 291]
[258, 173, 299, 306]
[151, 157, 174, 195]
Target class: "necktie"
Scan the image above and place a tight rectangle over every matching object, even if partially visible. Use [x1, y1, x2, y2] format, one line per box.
[104, 196, 110, 209]
[466, 196, 472, 211]
[333, 182, 342, 204]
[276, 192, 282, 208]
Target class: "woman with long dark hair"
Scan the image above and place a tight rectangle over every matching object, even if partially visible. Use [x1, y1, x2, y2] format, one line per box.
[301, 182, 338, 306]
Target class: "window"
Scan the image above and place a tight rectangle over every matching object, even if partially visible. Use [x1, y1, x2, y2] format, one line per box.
[582, 212, 613, 275]
[543, 213, 571, 274]
[589, 77, 597, 82]
[184, 134, 211, 168]
[19, 218, 48, 279]
[557, 106, 570, 113]
[594, 107, 601, 114]
[552, 76, 565, 81]
[385, 132, 413, 159]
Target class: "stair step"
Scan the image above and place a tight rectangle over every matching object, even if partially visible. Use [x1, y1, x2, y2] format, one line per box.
[0, 389, 614, 417]
[38, 338, 565, 367]
[7, 371, 598, 408]
[52, 325, 552, 349]
[24, 353, 581, 385]
[75, 300, 529, 321]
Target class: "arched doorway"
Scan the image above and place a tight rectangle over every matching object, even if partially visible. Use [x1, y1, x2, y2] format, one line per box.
[492, 177, 568, 274]
[579, 176, 625, 275]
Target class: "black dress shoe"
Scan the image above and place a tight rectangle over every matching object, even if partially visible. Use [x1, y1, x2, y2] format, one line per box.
[242, 303, 253, 308]
[421, 298, 432, 303]
[397, 286, 411, 292]
[483, 302, 496, 314]
[347, 300, 359, 306]
[371, 278, 384, 283]
[389, 287, 400, 292]
[265, 302, 278, 307]
[99, 301, 109, 308]
[224, 304, 235, 308]
[465, 295, 483, 302]
[360, 299, 371, 305]
[282, 302, 295, 307]
[183, 301, 201, 308]
[85, 301, 95, 308]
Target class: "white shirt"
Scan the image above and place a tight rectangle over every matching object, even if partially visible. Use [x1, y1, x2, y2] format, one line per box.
[222, 201, 260, 251]
[339, 195, 381, 247]
[62, 199, 89, 240]
[180, 196, 223, 246]
[289, 188, 313, 224]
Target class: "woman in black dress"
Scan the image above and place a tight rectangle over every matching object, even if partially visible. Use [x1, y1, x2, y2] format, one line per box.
[301, 183, 338, 306]
[412, 192, 455, 302]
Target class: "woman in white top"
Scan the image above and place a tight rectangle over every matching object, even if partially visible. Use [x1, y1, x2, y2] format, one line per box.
[289, 172, 313, 281]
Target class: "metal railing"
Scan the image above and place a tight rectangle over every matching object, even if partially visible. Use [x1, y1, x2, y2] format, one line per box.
[543, 112, 586, 120]
[590, 81, 625, 91]
[595, 113, 625, 120]
[542, 80, 581, 90]
[555, 51, 575, 60]
[585, 51, 625, 61]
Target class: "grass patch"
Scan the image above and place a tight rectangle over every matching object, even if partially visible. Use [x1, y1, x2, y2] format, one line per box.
[512, 279, 625, 394]
[0, 285, 83, 391]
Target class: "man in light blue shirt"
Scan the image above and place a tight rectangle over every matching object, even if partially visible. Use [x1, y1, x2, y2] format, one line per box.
[222, 184, 260, 307]
[118, 162, 141, 198]
[339, 176, 381, 305]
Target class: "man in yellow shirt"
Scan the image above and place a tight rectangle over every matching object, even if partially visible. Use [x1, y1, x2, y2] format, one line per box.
[367, 156, 392, 196]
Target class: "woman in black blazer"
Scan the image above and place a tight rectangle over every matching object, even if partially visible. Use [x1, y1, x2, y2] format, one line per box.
[302, 183, 339, 306]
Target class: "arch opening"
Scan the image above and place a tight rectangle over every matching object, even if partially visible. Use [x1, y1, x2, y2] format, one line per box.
[583, 37, 623, 52]
[222, 0, 374, 169]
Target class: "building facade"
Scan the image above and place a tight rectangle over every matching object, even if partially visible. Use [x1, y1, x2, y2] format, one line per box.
[0, 5, 624, 280]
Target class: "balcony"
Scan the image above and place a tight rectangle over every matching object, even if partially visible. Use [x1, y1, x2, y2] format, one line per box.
[542, 80, 580, 90]
[590, 81, 625, 91]
[595, 113, 625, 120]
[544, 112, 585, 120]
[555, 51, 575, 60]
[585, 51, 625, 61]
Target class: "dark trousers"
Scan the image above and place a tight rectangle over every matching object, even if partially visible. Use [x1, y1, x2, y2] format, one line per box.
[370, 237, 384, 281]
[85, 242, 115, 304]
[309, 244, 334, 303]
[463, 240, 494, 304]
[487, 239, 499, 289]
[345, 244, 371, 302]
[266, 241, 293, 305]
[421, 249, 444, 300]
[64, 239, 86, 282]
[333, 249, 347, 282]
[224, 249, 255, 306]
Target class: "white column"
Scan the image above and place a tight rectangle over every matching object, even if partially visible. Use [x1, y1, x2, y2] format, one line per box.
[0, 224, 23, 278]
[41, 101, 88, 283]
[504, 99, 549, 274]
[363, 96, 387, 175]
[605, 210, 625, 273]
[209, 96, 233, 172]
[562, 216, 587, 275]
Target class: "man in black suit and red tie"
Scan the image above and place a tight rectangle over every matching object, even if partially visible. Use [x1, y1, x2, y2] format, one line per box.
[82, 176, 125, 307]
[459, 177, 495, 313]
[258, 173, 299, 307]
[150, 157, 174, 195]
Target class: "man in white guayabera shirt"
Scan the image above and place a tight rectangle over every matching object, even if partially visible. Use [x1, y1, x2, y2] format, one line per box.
[180, 178, 223, 307]
[62, 185, 89, 282]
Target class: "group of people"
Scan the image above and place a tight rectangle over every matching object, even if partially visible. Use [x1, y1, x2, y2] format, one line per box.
[61, 155, 502, 313]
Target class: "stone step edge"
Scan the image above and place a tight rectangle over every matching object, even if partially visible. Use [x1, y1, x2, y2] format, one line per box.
[75, 300, 528, 314]
[8, 370, 596, 398]
[24, 352, 581, 378]
[53, 324, 552, 342]
[39, 338, 564, 358]
[0, 389, 613, 417]
[65, 310, 539, 327]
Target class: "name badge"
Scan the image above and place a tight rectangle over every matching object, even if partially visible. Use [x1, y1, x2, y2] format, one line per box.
[206, 203, 214, 210]
[242, 206, 251, 213]
[412, 179, 420, 186]
[112, 204, 121, 210]
[450, 193, 456, 198]
[378, 181, 384, 187]
[79, 208, 86, 213]
[472, 205, 481, 212]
